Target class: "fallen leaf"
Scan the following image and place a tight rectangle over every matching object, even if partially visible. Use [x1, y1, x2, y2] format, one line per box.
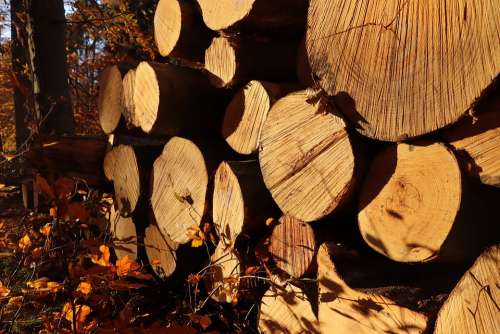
[115, 256, 139, 277]
[32, 247, 42, 259]
[190, 314, 212, 330]
[0, 281, 11, 297]
[7, 296, 23, 306]
[186, 225, 205, 248]
[3, 153, 16, 161]
[76, 282, 92, 296]
[49, 207, 58, 219]
[40, 224, 52, 237]
[91, 245, 110, 267]
[19, 234, 32, 252]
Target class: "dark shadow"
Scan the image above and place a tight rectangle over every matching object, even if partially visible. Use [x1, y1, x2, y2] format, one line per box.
[221, 88, 245, 140]
[331, 91, 368, 131]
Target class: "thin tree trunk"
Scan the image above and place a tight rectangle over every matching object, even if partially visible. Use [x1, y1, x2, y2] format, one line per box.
[29, 0, 74, 135]
[10, 0, 31, 148]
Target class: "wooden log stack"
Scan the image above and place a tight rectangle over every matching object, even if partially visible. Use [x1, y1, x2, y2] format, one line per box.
[96, 0, 500, 332]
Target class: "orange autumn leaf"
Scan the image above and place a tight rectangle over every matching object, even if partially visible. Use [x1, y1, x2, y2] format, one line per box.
[0, 281, 11, 297]
[190, 314, 212, 330]
[40, 224, 52, 237]
[7, 296, 23, 306]
[3, 153, 16, 161]
[25, 278, 63, 294]
[19, 234, 32, 252]
[115, 255, 140, 277]
[91, 245, 110, 267]
[76, 282, 92, 296]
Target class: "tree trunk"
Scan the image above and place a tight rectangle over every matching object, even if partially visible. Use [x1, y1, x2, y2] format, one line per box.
[10, 0, 31, 148]
[30, 0, 74, 135]
[268, 215, 315, 278]
[317, 243, 428, 333]
[204, 35, 299, 88]
[222, 81, 296, 155]
[434, 244, 500, 334]
[133, 61, 227, 136]
[259, 89, 358, 222]
[154, 0, 213, 63]
[306, 0, 500, 141]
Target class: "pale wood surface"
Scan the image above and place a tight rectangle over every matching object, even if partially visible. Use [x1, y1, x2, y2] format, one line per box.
[307, 0, 500, 141]
[358, 142, 462, 262]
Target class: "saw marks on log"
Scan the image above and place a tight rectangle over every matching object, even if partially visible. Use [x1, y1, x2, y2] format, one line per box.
[307, 0, 500, 141]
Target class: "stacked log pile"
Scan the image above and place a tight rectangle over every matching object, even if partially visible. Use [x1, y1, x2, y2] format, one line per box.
[97, 0, 500, 332]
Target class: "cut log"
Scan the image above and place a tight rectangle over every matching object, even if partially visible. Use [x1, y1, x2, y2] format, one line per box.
[317, 243, 428, 333]
[259, 282, 320, 334]
[103, 144, 161, 217]
[259, 89, 357, 222]
[442, 92, 500, 187]
[26, 136, 108, 187]
[121, 68, 139, 128]
[204, 36, 298, 88]
[213, 160, 276, 245]
[151, 137, 225, 244]
[98, 65, 125, 134]
[269, 215, 315, 278]
[109, 205, 138, 260]
[154, 0, 213, 62]
[196, 0, 307, 31]
[222, 81, 295, 155]
[204, 244, 240, 303]
[306, 0, 500, 141]
[134, 61, 226, 136]
[144, 223, 178, 279]
[434, 244, 500, 334]
[358, 142, 467, 263]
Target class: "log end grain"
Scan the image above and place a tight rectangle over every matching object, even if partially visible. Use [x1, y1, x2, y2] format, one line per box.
[307, 0, 500, 141]
[269, 215, 315, 278]
[154, 0, 183, 57]
[358, 142, 462, 263]
[103, 145, 141, 217]
[259, 89, 356, 222]
[259, 283, 320, 334]
[204, 36, 236, 88]
[151, 137, 208, 244]
[144, 223, 178, 279]
[98, 65, 124, 134]
[222, 81, 282, 155]
[434, 244, 500, 334]
[122, 69, 139, 128]
[197, 0, 255, 31]
[134, 62, 160, 134]
[110, 206, 138, 260]
[317, 243, 428, 333]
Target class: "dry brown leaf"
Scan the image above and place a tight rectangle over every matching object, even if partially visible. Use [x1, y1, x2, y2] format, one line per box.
[91, 245, 110, 267]
[19, 234, 32, 252]
[0, 281, 11, 297]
